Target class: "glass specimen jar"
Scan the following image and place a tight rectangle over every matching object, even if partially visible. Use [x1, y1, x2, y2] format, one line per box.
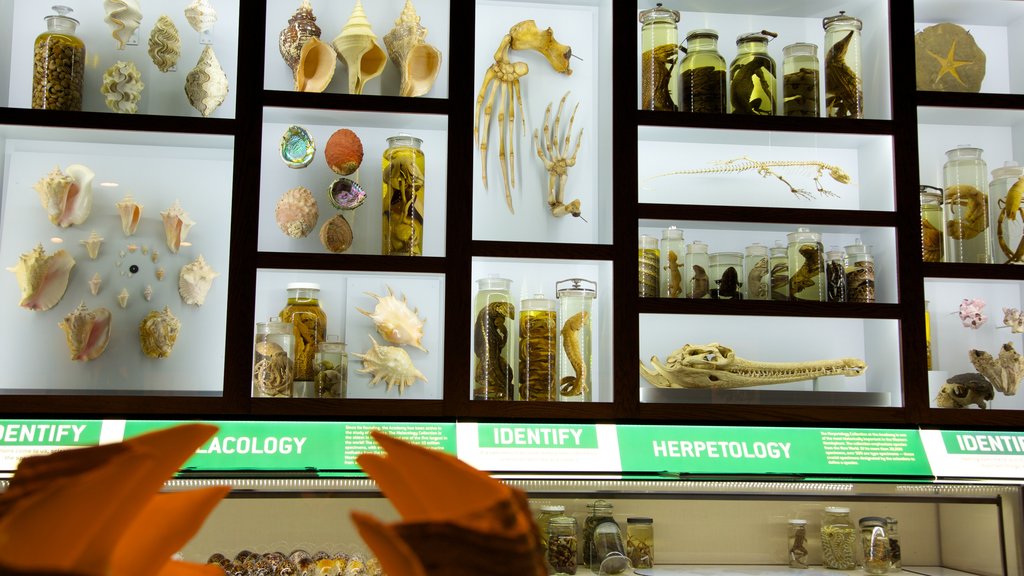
[252, 317, 295, 398]
[920, 185, 944, 262]
[519, 293, 557, 401]
[787, 227, 826, 301]
[638, 3, 680, 111]
[844, 239, 875, 303]
[278, 282, 327, 391]
[680, 29, 727, 113]
[744, 242, 769, 300]
[885, 517, 902, 570]
[314, 337, 347, 398]
[583, 500, 622, 572]
[547, 514, 579, 575]
[859, 516, 891, 574]
[925, 299, 934, 370]
[729, 31, 777, 115]
[473, 275, 514, 401]
[684, 240, 710, 299]
[782, 42, 820, 117]
[381, 134, 425, 256]
[638, 234, 660, 298]
[989, 161, 1024, 263]
[626, 517, 654, 569]
[788, 519, 809, 568]
[33, 5, 85, 111]
[826, 246, 848, 303]
[943, 146, 992, 263]
[660, 226, 685, 297]
[537, 504, 565, 552]
[770, 240, 790, 301]
[823, 11, 863, 118]
[821, 506, 857, 569]
[709, 252, 743, 300]
[556, 278, 596, 402]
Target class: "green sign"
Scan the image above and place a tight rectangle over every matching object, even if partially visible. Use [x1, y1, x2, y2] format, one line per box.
[0, 420, 101, 446]
[942, 430, 1024, 455]
[477, 423, 599, 449]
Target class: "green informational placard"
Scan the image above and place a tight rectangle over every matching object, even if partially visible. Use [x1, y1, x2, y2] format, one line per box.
[941, 430, 1024, 455]
[477, 423, 599, 449]
[0, 420, 102, 446]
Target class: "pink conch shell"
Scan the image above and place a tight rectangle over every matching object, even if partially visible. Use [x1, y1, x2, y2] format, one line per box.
[294, 36, 337, 93]
[356, 285, 427, 351]
[115, 194, 143, 236]
[34, 164, 94, 228]
[140, 306, 181, 359]
[178, 254, 219, 306]
[355, 335, 427, 395]
[160, 200, 195, 254]
[59, 302, 112, 361]
[6, 244, 76, 312]
[89, 272, 102, 296]
[275, 186, 319, 238]
[80, 230, 104, 260]
[118, 287, 130, 309]
[382, 0, 442, 97]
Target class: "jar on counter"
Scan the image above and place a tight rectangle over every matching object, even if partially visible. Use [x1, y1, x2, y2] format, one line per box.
[989, 161, 1024, 264]
[920, 185, 944, 262]
[744, 243, 769, 300]
[860, 516, 891, 574]
[626, 517, 654, 569]
[547, 514, 579, 575]
[844, 239, 875, 303]
[660, 226, 685, 297]
[787, 227, 826, 301]
[788, 519, 809, 569]
[709, 251, 743, 299]
[680, 29, 727, 113]
[519, 294, 557, 401]
[382, 134, 424, 256]
[826, 246, 848, 303]
[943, 146, 992, 263]
[537, 504, 565, 554]
[279, 283, 327, 390]
[729, 31, 777, 115]
[821, 506, 857, 569]
[252, 317, 295, 398]
[684, 240, 710, 299]
[885, 517, 902, 570]
[782, 42, 820, 117]
[473, 275, 515, 401]
[33, 5, 85, 111]
[823, 11, 863, 118]
[556, 279, 596, 402]
[314, 337, 347, 398]
[584, 500, 625, 573]
[639, 234, 660, 298]
[770, 240, 790, 301]
[639, 4, 680, 111]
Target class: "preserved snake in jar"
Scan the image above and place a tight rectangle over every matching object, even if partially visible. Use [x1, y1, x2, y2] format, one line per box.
[473, 276, 514, 400]
[519, 294, 557, 401]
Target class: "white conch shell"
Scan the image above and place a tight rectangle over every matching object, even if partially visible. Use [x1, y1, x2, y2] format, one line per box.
[144, 284, 153, 301]
[178, 254, 219, 306]
[58, 302, 113, 362]
[294, 36, 337, 93]
[155, 267, 166, 281]
[115, 194, 143, 236]
[148, 15, 182, 72]
[355, 285, 427, 351]
[6, 244, 76, 312]
[117, 287, 130, 309]
[184, 0, 218, 34]
[89, 272, 102, 295]
[100, 60, 145, 114]
[103, 0, 143, 50]
[332, 0, 387, 95]
[33, 165, 94, 228]
[160, 200, 195, 254]
[382, 0, 442, 97]
[80, 231, 104, 260]
[185, 45, 229, 117]
[139, 306, 181, 359]
[355, 335, 427, 395]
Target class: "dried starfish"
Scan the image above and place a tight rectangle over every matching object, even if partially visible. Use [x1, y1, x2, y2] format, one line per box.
[646, 156, 850, 198]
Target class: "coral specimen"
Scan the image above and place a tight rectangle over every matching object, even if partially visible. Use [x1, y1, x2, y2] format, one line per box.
[103, 0, 143, 50]
[184, 0, 218, 34]
[332, 0, 387, 95]
[275, 186, 319, 238]
[58, 302, 112, 362]
[148, 15, 181, 72]
[325, 128, 364, 175]
[101, 60, 145, 113]
[1003, 307, 1024, 333]
[355, 336, 427, 395]
[115, 193, 143, 236]
[383, 0, 442, 97]
[160, 200, 195, 254]
[34, 164, 94, 228]
[139, 306, 181, 359]
[356, 286, 428, 351]
[7, 244, 76, 312]
[185, 45, 229, 117]
[959, 297, 986, 329]
[178, 254, 219, 306]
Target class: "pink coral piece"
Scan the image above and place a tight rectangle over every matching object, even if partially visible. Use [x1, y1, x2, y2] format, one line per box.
[959, 298, 987, 329]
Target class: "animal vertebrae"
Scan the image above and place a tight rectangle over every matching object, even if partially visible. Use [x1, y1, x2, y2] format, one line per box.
[648, 156, 851, 199]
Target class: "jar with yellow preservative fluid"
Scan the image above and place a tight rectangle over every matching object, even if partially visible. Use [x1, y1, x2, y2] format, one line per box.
[660, 226, 685, 297]
[519, 293, 557, 401]
[556, 278, 596, 402]
[626, 517, 654, 569]
[989, 162, 1024, 264]
[279, 283, 327, 393]
[680, 29, 727, 114]
[783, 42, 820, 117]
[314, 337, 347, 398]
[823, 11, 864, 118]
[473, 275, 515, 401]
[788, 226, 826, 301]
[943, 145, 992, 263]
[382, 134, 425, 256]
[684, 240, 710, 299]
[638, 234, 660, 298]
[729, 30, 777, 115]
[252, 317, 296, 398]
[821, 506, 857, 570]
[547, 514, 579, 575]
[744, 242, 770, 300]
[920, 185, 944, 262]
[639, 3, 680, 111]
[34, 5, 85, 111]
[770, 240, 789, 301]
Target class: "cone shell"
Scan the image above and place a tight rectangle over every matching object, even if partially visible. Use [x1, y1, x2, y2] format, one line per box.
[332, 0, 387, 95]
[34, 164, 94, 228]
[103, 0, 143, 50]
[279, 0, 322, 72]
[185, 45, 229, 117]
[80, 231, 104, 260]
[148, 15, 182, 72]
[6, 244, 76, 312]
[115, 194, 143, 236]
[355, 335, 427, 395]
[184, 0, 218, 34]
[160, 200, 195, 254]
[178, 254, 219, 306]
[59, 302, 112, 362]
[275, 186, 319, 238]
[383, 0, 442, 97]
[294, 36, 337, 93]
[139, 306, 181, 359]
[101, 60, 145, 114]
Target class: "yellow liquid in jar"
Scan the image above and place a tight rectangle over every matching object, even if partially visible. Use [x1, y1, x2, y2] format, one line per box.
[519, 309, 557, 401]
[382, 145, 425, 256]
[279, 298, 326, 382]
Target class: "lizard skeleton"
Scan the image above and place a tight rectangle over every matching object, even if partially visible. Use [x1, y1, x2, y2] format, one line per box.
[645, 156, 851, 199]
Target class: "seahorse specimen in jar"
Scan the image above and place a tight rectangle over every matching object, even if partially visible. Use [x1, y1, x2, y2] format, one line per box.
[473, 301, 515, 399]
[560, 310, 590, 396]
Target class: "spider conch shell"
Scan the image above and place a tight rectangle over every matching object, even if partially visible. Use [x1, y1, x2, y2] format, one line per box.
[355, 335, 427, 395]
[148, 15, 181, 72]
[6, 244, 76, 312]
[383, 0, 442, 97]
[332, 0, 387, 95]
[34, 164, 94, 228]
[279, 0, 321, 72]
[178, 254, 219, 306]
[103, 0, 143, 50]
[80, 231, 104, 260]
[185, 45, 229, 117]
[184, 0, 218, 34]
[139, 306, 181, 359]
[115, 193, 143, 236]
[294, 36, 337, 93]
[58, 302, 113, 362]
[160, 200, 195, 254]
[355, 285, 427, 351]
[100, 60, 145, 114]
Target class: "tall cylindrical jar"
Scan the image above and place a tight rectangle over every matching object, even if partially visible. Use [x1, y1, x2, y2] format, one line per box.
[626, 517, 654, 569]
[638, 234, 660, 297]
[33, 6, 85, 111]
[547, 514, 579, 575]
[826, 246, 848, 303]
[845, 239, 876, 303]
[680, 29, 727, 114]
[943, 146, 993, 263]
[473, 276, 515, 401]
[729, 31, 777, 115]
[684, 240, 711, 298]
[537, 504, 565, 563]
[886, 517, 902, 570]
[252, 317, 296, 398]
[744, 243, 770, 300]
[788, 519, 809, 568]
[920, 185, 944, 262]
[660, 226, 685, 297]
[314, 338, 347, 398]
[787, 227, 826, 301]
[821, 506, 857, 570]
[519, 294, 558, 401]
[770, 240, 790, 301]
[639, 4, 680, 111]
[782, 42, 820, 117]
[556, 278, 596, 402]
[860, 517, 891, 574]
[709, 252, 743, 299]
[583, 500, 622, 572]
[823, 12, 864, 118]
[382, 134, 425, 256]
[279, 283, 327, 391]
[990, 161, 1024, 263]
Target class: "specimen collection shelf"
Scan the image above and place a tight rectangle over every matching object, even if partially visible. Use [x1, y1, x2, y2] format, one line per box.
[635, 110, 897, 137]
[636, 299, 902, 320]
[637, 205, 899, 227]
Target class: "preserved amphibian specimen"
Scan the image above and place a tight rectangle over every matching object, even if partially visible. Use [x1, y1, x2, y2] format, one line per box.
[680, 29, 726, 113]
[639, 5, 679, 111]
[782, 43, 819, 117]
[730, 31, 777, 115]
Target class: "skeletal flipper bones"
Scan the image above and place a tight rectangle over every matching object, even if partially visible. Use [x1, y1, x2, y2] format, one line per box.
[645, 156, 851, 199]
[534, 91, 584, 218]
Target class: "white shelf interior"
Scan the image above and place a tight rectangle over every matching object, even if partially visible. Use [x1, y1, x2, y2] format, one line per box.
[917, 107, 1024, 189]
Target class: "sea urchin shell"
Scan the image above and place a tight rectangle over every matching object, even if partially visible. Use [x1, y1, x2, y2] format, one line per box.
[355, 335, 427, 395]
[324, 129, 363, 175]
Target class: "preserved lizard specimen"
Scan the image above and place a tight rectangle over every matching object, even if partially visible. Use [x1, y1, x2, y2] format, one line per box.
[646, 156, 851, 199]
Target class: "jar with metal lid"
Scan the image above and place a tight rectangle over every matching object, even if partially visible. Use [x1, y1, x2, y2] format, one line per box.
[556, 278, 596, 402]
[787, 227, 826, 301]
[823, 11, 863, 118]
[314, 337, 347, 398]
[729, 31, 777, 115]
[788, 519, 809, 568]
[639, 234, 660, 297]
[473, 275, 515, 401]
[990, 161, 1024, 263]
[519, 294, 557, 401]
[783, 42, 820, 117]
[943, 146, 992, 263]
[710, 252, 743, 299]
[639, 4, 680, 111]
[826, 246, 847, 303]
[844, 239, 875, 303]
[537, 504, 565, 553]
[885, 517, 902, 570]
[382, 134, 425, 256]
[920, 185, 944, 262]
[547, 514, 579, 575]
[33, 5, 85, 111]
[582, 500, 617, 570]
[684, 240, 710, 298]
[860, 516, 891, 574]
[821, 506, 857, 569]
[626, 517, 654, 569]
[279, 283, 327, 389]
[252, 317, 295, 398]
[660, 226, 685, 297]
[680, 29, 727, 113]
[744, 243, 769, 300]
[770, 240, 789, 301]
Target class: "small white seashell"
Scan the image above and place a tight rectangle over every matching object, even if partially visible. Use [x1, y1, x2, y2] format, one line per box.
[143, 284, 153, 301]
[148, 15, 182, 73]
[178, 254, 219, 306]
[59, 302, 113, 362]
[34, 165, 95, 228]
[151, 249, 159, 263]
[103, 0, 143, 50]
[356, 285, 427, 351]
[156, 266, 166, 281]
[142, 245, 149, 255]
[185, 45, 229, 117]
[89, 272, 102, 296]
[117, 287, 130, 309]
[115, 193, 143, 236]
[160, 200, 195, 254]
[355, 335, 427, 395]
[184, 0, 218, 34]
[6, 244, 75, 312]
[80, 231, 104, 260]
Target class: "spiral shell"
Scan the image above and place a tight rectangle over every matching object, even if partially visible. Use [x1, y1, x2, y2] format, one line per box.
[184, 0, 218, 34]
[185, 45, 229, 117]
[101, 61, 145, 114]
[80, 231, 104, 260]
[115, 193, 143, 236]
[332, 0, 387, 95]
[160, 200, 195, 254]
[103, 0, 143, 50]
[139, 306, 181, 359]
[355, 335, 427, 395]
[279, 0, 322, 72]
[148, 15, 181, 72]
[59, 302, 112, 362]
[34, 164, 94, 228]
[382, 0, 442, 97]
[294, 36, 337, 93]
[6, 244, 76, 312]
[275, 186, 319, 238]
[178, 254, 219, 306]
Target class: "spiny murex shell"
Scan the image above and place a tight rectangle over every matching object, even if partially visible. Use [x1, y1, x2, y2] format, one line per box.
[100, 60, 145, 114]
[275, 186, 319, 238]
[178, 254, 219, 306]
[355, 285, 427, 351]
[80, 231, 104, 260]
[383, 0, 442, 98]
[34, 164, 94, 228]
[355, 335, 427, 395]
[148, 15, 182, 72]
[279, 0, 322, 72]
[6, 244, 76, 312]
[140, 306, 181, 359]
[115, 193, 143, 236]
[332, 0, 387, 95]
[59, 302, 112, 362]
[103, 0, 143, 50]
[185, 45, 229, 117]
[294, 36, 336, 93]
[184, 0, 218, 34]
[160, 200, 195, 254]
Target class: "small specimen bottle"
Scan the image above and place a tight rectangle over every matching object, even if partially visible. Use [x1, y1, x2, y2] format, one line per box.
[382, 134, 425, 256]
[314, 337, 347, 398]
[556, 278, 596, 402]
[709, 252, 743, 299]
[920, 185, 944, 262]
[473, 275, 515, 401]
[536, 504, 565, 558]
[680, 29, 727, 113]
[660, 226, 685, 297]
[547, 514, 579, 575]
[788, 519, 809, 569]
[821, 506, 857, 569]
[885, 517, 902, 570]
[638, 234, 661, 297]
[823, 11, 864, 118]
[744, 242, 770, 300]
[33, 6, 85, 111]
[826, 246, 848, 303]
[519, 294, 557, 401]
[859, 516, 891, 574]
[626, 517, 654, 569]
[684, 240, 711, 299]
[252, 317, 295, 398]
[787, 227, 826, 301]
[770, 240, 790, 301]
[782, 42, 820, 117]
[279, 282, 327, 392]
[943, 145, 992, 263]
[584, 500, 623, 572]
[729, 31, 777, 115]
[989, 161, 1024, 263]
[638, 4, 680, 111]
[845, 239, 876, 303]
